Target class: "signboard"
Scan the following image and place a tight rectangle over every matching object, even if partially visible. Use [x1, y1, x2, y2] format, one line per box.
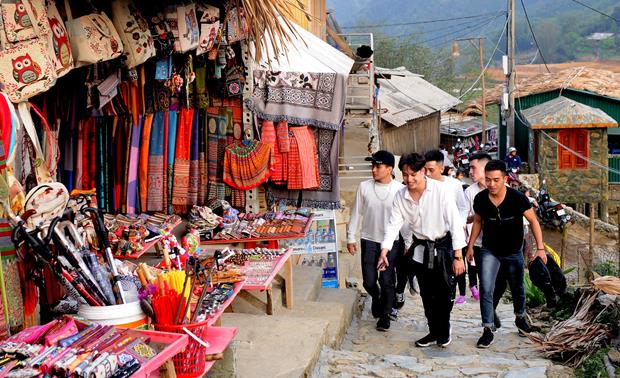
[280, 210, 339, 288]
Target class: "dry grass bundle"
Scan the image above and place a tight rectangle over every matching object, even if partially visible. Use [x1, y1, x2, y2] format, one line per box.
[240, 0, 310, 64]
[593, 276, 620, 295]
[527, 289, 614, 367]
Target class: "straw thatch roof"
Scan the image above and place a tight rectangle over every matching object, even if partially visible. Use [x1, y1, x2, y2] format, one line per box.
[465, 67, 620, 112]
[241, 0, 310, 63]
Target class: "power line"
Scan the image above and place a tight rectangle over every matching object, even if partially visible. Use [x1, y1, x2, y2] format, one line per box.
[520, 0, 551, 73]
[567, 0, 620, 22]
[456, 17, 509, 101]
[377, 17, 488, 41]
[341, 12, 505, 29]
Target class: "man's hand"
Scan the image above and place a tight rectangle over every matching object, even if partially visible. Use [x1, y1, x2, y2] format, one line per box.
[347, 243, 357, 255]
[453, 258, 465, 276]
[535, 248, 548, 264]
[466, 247, 474, 263]
[377, 249, 389, 271]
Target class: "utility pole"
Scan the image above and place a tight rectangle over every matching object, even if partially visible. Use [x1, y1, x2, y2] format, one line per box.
[453, 37, 487, 144]
[505, 0, 516, 150]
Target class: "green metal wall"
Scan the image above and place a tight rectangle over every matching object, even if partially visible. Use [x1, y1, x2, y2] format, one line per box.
[610, 155, 620, 183]
[499, 89, 620, 163]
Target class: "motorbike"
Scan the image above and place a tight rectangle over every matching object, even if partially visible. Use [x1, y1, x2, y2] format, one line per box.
[452, 140, 470, 177]
[535, 180, 571, 231]
[507, 167, 520, 189]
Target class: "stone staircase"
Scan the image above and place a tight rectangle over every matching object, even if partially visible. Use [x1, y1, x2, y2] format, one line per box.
[210, 265, 361, 377]
[311, 294, 575, 378]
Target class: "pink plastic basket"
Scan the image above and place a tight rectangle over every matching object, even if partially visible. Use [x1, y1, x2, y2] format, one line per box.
[154, 321, 210, 378]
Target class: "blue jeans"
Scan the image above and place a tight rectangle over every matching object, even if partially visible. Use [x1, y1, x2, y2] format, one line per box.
[479, 248, 525, 328]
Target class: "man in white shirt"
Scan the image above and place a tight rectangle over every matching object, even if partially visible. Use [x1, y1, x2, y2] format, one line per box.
[378, 153, 466, 347]
[347, 150, 405, 332]
[463, 152, 493, 303]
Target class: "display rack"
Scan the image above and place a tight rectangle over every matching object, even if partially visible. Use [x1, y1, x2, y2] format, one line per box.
[113, 220, 183, 259]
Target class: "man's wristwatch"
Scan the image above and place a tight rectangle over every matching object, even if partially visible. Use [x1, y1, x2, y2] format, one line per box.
[454, 255, 463, 261]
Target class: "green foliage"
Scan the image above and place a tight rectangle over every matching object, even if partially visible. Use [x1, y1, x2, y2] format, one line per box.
[593, 261, 618, 277]
[576, 347, 609, 378]
[524, 272, 546, 308]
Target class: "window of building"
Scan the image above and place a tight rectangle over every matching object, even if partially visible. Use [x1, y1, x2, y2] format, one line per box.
[558, 129, 588, 169]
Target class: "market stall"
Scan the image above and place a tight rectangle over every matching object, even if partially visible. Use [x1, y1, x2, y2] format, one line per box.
[0, 0, 352, 376]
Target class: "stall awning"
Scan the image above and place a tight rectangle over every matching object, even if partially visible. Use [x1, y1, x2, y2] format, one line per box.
[255, 18, 354, 76]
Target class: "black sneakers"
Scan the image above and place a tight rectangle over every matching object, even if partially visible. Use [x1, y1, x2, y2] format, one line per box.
[395, 292, 405, 309]
[415, 333, 437, 347]
[515, 316, 539, 336]
[493, 311, 502, 330]
[376, 317, 390, 332]
[437, 335, 452, 348]
[477, 327, 494, 348]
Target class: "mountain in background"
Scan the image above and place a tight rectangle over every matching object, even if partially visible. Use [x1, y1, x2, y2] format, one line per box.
[328, 0, 620, 63]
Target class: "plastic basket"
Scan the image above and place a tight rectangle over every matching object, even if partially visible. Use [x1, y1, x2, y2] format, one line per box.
[154, 320, 210, 378]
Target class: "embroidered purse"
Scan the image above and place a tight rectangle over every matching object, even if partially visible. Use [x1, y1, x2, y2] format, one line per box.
[46, 0, 73, 77]
[111, 0, 155, 68]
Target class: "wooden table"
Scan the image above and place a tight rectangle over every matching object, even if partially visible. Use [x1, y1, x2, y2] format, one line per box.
[201, 239, 299, 314]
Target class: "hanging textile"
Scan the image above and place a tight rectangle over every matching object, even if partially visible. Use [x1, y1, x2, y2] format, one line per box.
[172, 108, 194, 214]
[198, 109, 208, 205]
[127, 116, 143, 214]
[288, 126, 319, 190]
[188, 109, 201, 207]
[267, 128, 341, 209]
[276, 121, 290, 152]
[247, 71, 347, 131]
[223, 139, 273, 190]
[166, 111, 178, 214]
[316, 128, 336, 192]
[139, 114, 154, 213]
[162, 112, 169, 212]
[206, 107, 221, 200]
[147, 112, 166, 212]
[73, 120, 83, 189]
[81, 118, 97, 191]
[230, 106, 245, 208]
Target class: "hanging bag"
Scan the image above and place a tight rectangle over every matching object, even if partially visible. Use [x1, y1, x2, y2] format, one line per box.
[174, 3, 199, 53]
[16, 102, 68, 229]
[63, 0, 123, 67]
[0, 0, 57, 103]
[45, 0, 73, 77]
[111, 0, 155, 68]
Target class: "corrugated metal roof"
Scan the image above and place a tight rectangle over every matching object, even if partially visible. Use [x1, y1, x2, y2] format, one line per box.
[440, 114, 498, 137]
[377, 67, 461, 127]
[521, 96, 618, 129]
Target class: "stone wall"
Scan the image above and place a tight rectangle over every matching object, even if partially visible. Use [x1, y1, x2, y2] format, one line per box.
[538, 129, 608, 203]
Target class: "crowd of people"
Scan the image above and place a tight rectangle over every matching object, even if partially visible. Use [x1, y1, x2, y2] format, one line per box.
[347, 147, 564, 348]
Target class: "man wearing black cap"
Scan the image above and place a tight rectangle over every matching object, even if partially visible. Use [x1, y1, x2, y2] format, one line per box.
[347, 150, 404, 331]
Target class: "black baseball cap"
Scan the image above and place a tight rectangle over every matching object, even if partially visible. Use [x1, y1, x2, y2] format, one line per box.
[365, 150, 395, 168]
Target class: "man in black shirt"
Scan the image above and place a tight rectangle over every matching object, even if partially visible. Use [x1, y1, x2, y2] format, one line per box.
[466, 160, 546, 348]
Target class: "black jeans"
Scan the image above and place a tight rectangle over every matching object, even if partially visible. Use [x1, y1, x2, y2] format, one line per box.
[361, 239, 398, 317]
[414, 243, 456, 339]
[457, 246, 480, 296]
[395, 236, 415, 295]
[528, 253, 567, 301]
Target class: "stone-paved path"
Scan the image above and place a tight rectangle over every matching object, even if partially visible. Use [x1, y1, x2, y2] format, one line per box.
[312, 292, 575, 377]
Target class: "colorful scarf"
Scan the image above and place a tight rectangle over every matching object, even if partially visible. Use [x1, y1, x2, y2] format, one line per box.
[247, 70, 347, 131]
[162, 112, 169, 213]
[198, 111, 208, 205]
[267, 128, 341, 209]
[206, 107, 220, 200]
[127, 116, 143, 214]
[230, 106, 245, 208]
[223, 139, 273, 190]
[188, 109, 201, 207]
[147, 112, 166, 212]
[172, 108, 194, 214]
[288, 126, 320, 190]
[139, 114, 154, 213]
[166, 111, 178, 214]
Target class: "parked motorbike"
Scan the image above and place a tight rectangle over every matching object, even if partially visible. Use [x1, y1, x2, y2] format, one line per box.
[507, 167, 520, 189]
[535, 180, 571, 231]
[452, 140, 470, 177]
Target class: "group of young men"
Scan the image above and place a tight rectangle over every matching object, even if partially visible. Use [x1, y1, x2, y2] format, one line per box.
[347, 149, 547, 348]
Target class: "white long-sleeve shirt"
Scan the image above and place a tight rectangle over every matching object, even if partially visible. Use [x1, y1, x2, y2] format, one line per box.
[440, 176, 469, 223]
[381, 178, 466, 252]
[347, 179, 405, 244]
[464, 182, 484, 247]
